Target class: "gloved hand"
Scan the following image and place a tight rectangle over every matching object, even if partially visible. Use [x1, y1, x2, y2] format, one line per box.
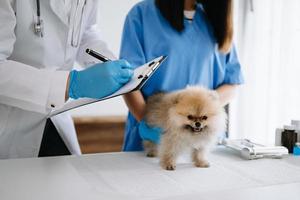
[68, 60, 133, 99]
[138, 120, 162, 144]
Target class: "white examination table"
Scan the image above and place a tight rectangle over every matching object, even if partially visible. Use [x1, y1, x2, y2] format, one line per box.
[0, 147, 299, 200]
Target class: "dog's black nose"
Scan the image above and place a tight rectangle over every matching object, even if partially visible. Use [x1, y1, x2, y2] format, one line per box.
[195, 122, 201, 127]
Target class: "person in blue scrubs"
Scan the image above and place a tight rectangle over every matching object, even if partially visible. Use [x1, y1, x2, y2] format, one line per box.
[120, 0, 244, 151]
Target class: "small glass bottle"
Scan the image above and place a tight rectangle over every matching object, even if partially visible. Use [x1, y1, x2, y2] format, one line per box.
[281, 125, 298, 153]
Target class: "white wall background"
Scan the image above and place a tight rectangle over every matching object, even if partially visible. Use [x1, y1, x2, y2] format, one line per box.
[229, 0, 300, 145]
[70, 0, 141, 117]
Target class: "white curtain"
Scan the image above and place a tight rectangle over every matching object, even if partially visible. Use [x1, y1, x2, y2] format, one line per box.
[230, 0, 300, 145]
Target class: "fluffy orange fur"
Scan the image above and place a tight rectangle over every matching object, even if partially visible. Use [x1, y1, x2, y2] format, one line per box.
[144, 86, 226, 170]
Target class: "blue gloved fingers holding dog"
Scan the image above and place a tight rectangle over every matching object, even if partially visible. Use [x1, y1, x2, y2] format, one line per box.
[68, 59, 133, 99]
[138, 120, 162, 144]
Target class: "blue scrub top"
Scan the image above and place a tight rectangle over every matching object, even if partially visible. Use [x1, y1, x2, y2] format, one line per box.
[120, 0, 244, 151]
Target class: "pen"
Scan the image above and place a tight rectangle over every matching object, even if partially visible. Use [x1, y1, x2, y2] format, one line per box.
[86, 48, 111, 62]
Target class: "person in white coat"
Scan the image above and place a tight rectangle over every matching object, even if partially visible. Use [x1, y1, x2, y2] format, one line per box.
[0, 0, 134, 159]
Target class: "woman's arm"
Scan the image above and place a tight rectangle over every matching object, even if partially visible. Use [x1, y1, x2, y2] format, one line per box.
[216, 45, 244, 107]
[0, 0, 69, 114]
[123, 91, 146, 122]
[215, 84, 239, 107]
[120, 6, 147, 122]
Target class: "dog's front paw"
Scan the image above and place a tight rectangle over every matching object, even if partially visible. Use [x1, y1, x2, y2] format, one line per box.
[194, 160, 210, 168]
[164, 164, 176, 171]
[160, 160, 176, 170]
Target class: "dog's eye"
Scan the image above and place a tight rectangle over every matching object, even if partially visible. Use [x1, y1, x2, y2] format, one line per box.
[187, 115, 193, 120]
[202, 116, 208, 120]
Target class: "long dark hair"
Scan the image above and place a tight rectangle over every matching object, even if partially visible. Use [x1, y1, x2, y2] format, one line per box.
[155, 0, 233, 53]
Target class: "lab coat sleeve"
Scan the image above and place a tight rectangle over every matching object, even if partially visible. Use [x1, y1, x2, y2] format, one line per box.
[0, 0, 68, 114]
[222, 45, 245, 85]
[119, 6, 146, 68]
[76, 0, 115, 68]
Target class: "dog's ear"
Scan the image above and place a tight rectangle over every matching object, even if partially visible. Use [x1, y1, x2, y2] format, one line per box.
[168, 92, 182, 105]
[208, 91, 220, 101]
[173, 95, 180, 104]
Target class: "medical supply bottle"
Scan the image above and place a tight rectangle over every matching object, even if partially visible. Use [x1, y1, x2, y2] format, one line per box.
[281, 125, 298, 153]
[291, 120, 300, 142]
[293, 143, 300, 156]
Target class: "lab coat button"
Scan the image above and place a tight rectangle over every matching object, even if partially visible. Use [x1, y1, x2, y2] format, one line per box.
[51, 104, 55, 108]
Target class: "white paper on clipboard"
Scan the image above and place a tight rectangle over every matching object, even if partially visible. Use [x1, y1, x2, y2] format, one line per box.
[49, 56, 167, 117]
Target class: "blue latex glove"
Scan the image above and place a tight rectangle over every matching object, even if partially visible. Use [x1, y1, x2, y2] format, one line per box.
[138, 120, 162, 144]
[68, 60, 133, 99]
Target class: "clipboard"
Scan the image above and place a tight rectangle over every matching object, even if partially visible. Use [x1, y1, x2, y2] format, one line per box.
[49, 56, 167, 117]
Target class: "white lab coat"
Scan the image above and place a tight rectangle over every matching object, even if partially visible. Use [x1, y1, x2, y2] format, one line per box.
[0, 0, 115, 159]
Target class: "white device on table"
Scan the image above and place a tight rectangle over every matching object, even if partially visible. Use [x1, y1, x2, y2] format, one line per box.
[222, 139, 289, 160]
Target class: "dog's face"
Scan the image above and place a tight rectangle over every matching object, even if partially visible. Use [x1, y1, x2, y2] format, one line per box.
[168, 87, 222, 135]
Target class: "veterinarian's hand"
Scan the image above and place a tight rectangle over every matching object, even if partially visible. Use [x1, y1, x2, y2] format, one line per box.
[138, 120, 162, 144]
[68, 60, 133, 99]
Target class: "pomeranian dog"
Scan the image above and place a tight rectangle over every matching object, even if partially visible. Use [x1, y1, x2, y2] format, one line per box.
[143, 86, 226, 170]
